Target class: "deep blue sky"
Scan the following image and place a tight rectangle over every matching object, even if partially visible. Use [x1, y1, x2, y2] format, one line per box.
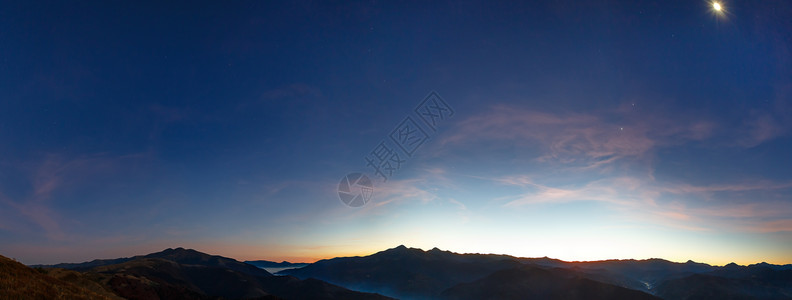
[1, 0, 791, 265]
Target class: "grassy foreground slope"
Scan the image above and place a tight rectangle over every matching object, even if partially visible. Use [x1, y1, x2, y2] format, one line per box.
[0, 254, 115, 300]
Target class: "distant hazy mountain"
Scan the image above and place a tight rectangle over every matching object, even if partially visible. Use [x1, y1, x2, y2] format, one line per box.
[33, 256, 134, 271]
[655, 263, 792, 300]
[525, 258, 792, 299]
[245, 260, 309, 269]
[517, 257, 719, 292]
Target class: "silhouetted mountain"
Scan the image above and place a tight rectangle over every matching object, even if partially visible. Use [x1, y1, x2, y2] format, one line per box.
[22, 248, 392, 300]
[440, 265, 661, 300]
[16, 246, 792, 299]
[281, 245, 542, 299]
[282, 245, 792, 300]
[558, 258, 718, 293]
[647, 261, 792, 299]
[749, 262, 792, 271]
[260, 276, 394, 300]
[144, 247, 272, 277]
[92, 257, 270, 299]
[656, 272, 792, 300]
[35, 247, 272, 277]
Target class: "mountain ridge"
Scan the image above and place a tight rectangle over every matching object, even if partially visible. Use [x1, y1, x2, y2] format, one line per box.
[18, 248, 392, 300]
[16, 245, 792, 300]
[281, 245, 792, 300]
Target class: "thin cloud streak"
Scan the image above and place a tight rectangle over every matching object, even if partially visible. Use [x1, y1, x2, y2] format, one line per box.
[0, 152, 152, 242]
[488, 174, 792, 233]
[435, 104, 792, 235]
[664, 180, 792, 194]
[441, 103, 787, 171]
[441, 104, 717, 170]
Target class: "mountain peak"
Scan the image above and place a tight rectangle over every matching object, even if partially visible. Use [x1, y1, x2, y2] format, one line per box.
[724, 262, 741, 268]
[144, 248, 272, 277]
[377, 245, 422, 256]
[158, 247, 194, 255]
[749, 262, 772, 268]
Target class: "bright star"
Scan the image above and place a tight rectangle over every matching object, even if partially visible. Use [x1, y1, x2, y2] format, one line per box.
[709, 1, 727, 19]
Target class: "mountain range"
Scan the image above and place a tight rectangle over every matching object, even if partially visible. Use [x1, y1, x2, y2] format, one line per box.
[243, 261, 309, 269]
[280, 245, 792, 300]
[5, 245, 792, 299]
[15, 247, 391, 300]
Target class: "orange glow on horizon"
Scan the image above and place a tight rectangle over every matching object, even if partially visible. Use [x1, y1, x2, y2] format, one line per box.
[8, 241, 791, 266]
[230, 245, 792, 267]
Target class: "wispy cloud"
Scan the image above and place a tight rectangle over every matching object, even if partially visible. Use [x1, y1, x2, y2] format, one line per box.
[440, 104, 716, 170]
[362, 178, 439, 210]
[751, 219, 792, 233]
[736, 111, 789, 148]
[0, 152, 151, 241]
[447, 198, 467, 211]
[494, 176, 650, 208]
[440, 101, 791, 173]
[487, 173, 792, 233]
[433, 102, 792, 234]
[664, 180, 792, 194]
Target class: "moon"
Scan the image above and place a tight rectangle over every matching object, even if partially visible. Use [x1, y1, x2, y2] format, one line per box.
[712, 2, 722, 11]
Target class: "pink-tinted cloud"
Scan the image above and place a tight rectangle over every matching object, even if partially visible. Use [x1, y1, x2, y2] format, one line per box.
[751, 219, 792, 233]
[488, 173, 792, 233]
[437, 103, 792, 234]
[664, 180, 792, 194]
[0, 152, 151, 242]
[494, 176, 650, 208]
[736, 112, 789, 148]
[688, 202, 792, 220]
[440, 104, 716, 169]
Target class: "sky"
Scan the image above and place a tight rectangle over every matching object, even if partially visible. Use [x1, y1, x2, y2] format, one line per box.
[0, 0, 791, 266]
